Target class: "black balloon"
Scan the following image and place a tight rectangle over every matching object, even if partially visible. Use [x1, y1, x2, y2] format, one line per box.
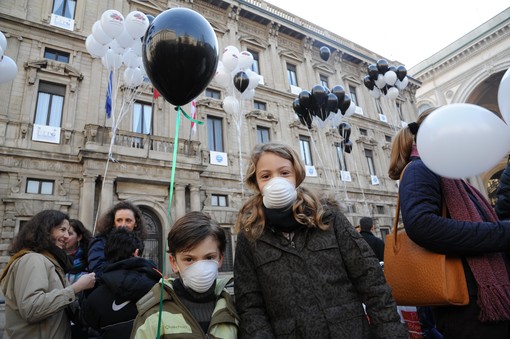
[340, 94, 351, 115]
[388, 65, 397, 73]
[343, 140, 353, 154]
[326, 93, 338, 113]
[363, 75, 374, 90]
[331, 85, 345, 106]
[233, 71, 249, 93]
[338, 122, 351, 141]
[142, 8, 219, 106]
[311, 85, 328, 108]
[293, 99, 312, 128]
[396, 65, 408, 81]
[376, 59, 389, 74]
[367, 64, 378, 80]
[320, 46, 331, 61]
[298, 90, 312, 109]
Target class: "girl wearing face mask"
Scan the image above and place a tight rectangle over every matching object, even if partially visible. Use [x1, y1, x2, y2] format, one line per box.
[234, 143, 407, 338]
[130, 211, 239, 338]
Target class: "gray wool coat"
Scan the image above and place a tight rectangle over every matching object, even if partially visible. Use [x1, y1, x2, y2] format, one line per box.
[234, 203, 408, 338]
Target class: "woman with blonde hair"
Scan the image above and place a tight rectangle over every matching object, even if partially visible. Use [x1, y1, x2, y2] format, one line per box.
[234, 142, 406, 338]
[388, 107, 510, 338]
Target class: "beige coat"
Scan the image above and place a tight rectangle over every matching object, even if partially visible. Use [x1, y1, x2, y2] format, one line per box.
[0, 252, 76, 339]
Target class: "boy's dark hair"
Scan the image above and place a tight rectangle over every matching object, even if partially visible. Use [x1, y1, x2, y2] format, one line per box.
[167, 211, 226, 255]
[105, 227, 144, 263]
[359, 217, 374, 232]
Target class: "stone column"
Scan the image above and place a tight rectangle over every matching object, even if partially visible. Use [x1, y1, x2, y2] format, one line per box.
[78, 176, 96, 231]
[190, 185, 201, 211]
[174, 184, 186, 219]
[99, 177, 115, 217]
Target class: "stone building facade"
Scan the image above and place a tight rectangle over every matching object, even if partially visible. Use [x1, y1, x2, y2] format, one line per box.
[410, 7, 510, 206]
[1, 0, 423, 272]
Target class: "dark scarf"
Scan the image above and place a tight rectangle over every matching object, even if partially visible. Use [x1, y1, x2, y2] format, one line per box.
[173, 278, 216, 333]
[45, 245, 74, 274]
[441, 177, 510, 322]
[263, 206, 303, 233]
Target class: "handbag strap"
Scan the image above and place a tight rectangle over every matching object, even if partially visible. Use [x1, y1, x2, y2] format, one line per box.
[392, 162, 446, 250]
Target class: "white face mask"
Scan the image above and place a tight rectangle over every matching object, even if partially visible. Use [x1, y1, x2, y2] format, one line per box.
[262, 177, 297, 209]
[178, 260, 219, 293]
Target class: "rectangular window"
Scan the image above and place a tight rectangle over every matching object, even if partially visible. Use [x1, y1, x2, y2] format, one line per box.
[299, 136, 313, 166]
[52, 0, 76, 19]
[376, 205, 385, 214]
[254, 100, 266, 111]
[211, 194, 228, 207]
[349, 85, 358, 106]
[132, 101, 152, 134]
[256, 126, 270, 144]
[385, 135, 392, 143]
[287, 63, 298, 86]
[365, 149, 376, 175]
[320, 74, 329, 89]
[335, 143, 348, 171]
[249, 50, 260, 74]
[396, 101, 404, 120]
[26, 179, 54, 195]
[44, 48, 70, 63]
[376, 98, 384, 114]
[34, 81, 65, 127]
[359, 128, 368, 136]
[207, 115, 224, 152]
[205, 88, 221, 99]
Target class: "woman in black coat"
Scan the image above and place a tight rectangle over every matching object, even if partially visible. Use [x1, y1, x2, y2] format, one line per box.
[495, 159, 510, 221]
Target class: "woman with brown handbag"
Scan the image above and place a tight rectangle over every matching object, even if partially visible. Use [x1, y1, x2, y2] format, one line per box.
[388, 107, 510, 338]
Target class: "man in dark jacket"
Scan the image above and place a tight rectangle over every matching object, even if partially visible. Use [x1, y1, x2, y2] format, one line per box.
[359, 217, 385, 261]
[82, 228, 160, 339]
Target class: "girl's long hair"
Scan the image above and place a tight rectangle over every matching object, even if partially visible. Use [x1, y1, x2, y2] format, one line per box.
[388, 107, 437, 180]
[235, 143, 328, 241]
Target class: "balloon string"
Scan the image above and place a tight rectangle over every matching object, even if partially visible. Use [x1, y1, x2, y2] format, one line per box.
[156, 107, 182, 338]
[178, 107, 204, 125]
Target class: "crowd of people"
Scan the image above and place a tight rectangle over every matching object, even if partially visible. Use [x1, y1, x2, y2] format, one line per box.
[1, 134, 509, 338]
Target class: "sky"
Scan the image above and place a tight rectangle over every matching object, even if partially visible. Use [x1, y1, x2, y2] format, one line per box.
[264, 0, 509, 68]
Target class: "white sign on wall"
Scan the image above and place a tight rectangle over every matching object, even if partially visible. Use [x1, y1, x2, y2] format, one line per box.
[32, 124, 61, 144]
[50, 14, 74, 31]
[341, 170, 352, 182]
[210, 151, 228, 166]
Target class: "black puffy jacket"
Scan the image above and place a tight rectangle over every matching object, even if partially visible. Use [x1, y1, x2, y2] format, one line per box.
[495, 161, 510, 221]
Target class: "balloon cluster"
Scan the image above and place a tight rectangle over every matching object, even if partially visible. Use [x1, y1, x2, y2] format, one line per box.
[363, 59, 409, 100]
[214, 46, 261, 115]
[85, 9, 150, 88]
[0, 31, 18, 84]
[292, 84, 355, 130]
[338, 122, 353, 153]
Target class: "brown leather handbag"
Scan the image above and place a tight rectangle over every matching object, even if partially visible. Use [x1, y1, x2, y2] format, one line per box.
[383, 165, 469, 306]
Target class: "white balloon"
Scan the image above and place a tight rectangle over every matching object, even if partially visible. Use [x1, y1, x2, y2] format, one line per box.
[245, 69, 260, 90]
[344, 102, 356, 117]
[125, 11, 149, 39]
[222, 96, 240, 115]
[386, 87, 399, 100]
[241, 89, 255, 100]
[395, 76, 409, 90]
[123, 67, 143, 88]
[375, 74, 386, 89]
[417, 103, 510, 179]
[238, 50, 253, 69]
[214, 64, 232, 89]
[0, 56, 17, 84]
[92, 20, 113, 45]
[123, 49, 140, 68]
[103, 48, 123, 70]
[0, 31, 7, 52]
[370, 87, 381, 98]
[498, 67, 510, 125]
[384, 70, 397, 86]
[222, 46, 239, 71]
[115, 28, 136, 49]
[85, 35, 108, 58]
[101, 9, 125, 39]
[131, 38, 143, 57]
[0, 45, 3, 60]
[108, 39, 125, 55]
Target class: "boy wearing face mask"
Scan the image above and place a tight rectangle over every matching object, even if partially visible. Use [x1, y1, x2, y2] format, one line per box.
[234, 143, 407, 338]
[130, 211, 239, 338]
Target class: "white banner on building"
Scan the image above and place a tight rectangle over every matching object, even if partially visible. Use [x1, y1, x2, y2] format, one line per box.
[305, 165, 317, 177]
[32, 124, 61, 144]
[210, 151, 228, 166]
